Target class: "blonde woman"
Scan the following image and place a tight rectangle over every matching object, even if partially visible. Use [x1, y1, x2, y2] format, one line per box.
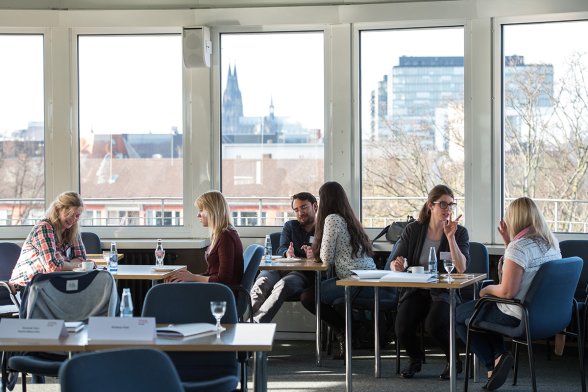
[165, 191, 244, 286]
[456, 197, 561, 391]
[10, 191, 87, 288]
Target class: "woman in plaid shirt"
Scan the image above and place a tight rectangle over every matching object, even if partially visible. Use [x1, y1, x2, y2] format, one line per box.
[9, 191, 87, 289]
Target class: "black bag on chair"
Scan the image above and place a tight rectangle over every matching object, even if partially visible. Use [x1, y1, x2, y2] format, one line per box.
[373, 216, 415, 243]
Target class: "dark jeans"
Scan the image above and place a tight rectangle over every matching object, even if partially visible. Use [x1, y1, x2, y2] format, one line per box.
[395, 289, 453, 363]
[456, 300, 520, 370]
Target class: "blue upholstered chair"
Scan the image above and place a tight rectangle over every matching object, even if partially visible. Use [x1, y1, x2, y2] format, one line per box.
[80, 232, 102, 254]
[59, 349, 184, 392]
[463, 257, 585, 392]
[234, 244, 264, 322]
[462, 241, 491, 302]
[0, 242, 22, 315]
[141, 282, 240, 392]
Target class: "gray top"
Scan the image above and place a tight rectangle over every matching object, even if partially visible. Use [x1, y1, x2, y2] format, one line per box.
[419, 238, 441, 267]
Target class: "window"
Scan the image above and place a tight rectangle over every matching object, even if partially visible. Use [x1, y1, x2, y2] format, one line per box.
[502, 20, 588, 233]
[360, 27, 465, 228]
[78, 34, 183, 227]
[0, 34, 44, 225]
[220, 32, 324, 226]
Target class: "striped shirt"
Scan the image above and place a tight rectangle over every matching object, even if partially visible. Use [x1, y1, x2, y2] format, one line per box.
[9, 219, 86, 288]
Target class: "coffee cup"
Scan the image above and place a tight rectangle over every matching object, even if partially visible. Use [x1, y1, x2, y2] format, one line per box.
[408, 266, 425, 274]
[81, 261, 94, 271]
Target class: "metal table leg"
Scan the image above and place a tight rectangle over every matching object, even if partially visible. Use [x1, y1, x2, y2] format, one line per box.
[253, 351, 268, 392]
[345, 285, 353, 392]
[315, 271, 321, 366]
[374, 287, 381, 378]
[449, 288, 457, 392]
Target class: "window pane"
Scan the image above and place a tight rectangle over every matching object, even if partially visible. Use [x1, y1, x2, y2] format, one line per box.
[0, 34, 45, 225]
[360, 28, 465, 228]
[220, 32, 324, 226]
[78, 34, 183, 227]
[503, 21, 588, 233]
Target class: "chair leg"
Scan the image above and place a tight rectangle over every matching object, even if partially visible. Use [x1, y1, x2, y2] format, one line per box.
[395, 337, 400, 374]
[21, 372, 26, 392]
[463, 327, 472, 392]
[512, 342, 519, 386]
[526, 341, 537, 392]
[240, 359, 248, 392]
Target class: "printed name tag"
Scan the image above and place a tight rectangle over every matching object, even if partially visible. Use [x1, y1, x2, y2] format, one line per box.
[0, 319, 67, 340]
[88, 317, 155, 342]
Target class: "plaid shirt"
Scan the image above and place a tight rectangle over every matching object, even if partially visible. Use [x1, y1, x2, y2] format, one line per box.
[9, 219, 86, 288]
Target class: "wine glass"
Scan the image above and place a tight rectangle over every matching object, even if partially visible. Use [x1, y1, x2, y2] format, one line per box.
[443, 259, 455, 282]
[210, 301, 226, 331]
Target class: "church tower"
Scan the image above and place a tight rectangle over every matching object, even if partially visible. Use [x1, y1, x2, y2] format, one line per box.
[222, 65, 244, 135]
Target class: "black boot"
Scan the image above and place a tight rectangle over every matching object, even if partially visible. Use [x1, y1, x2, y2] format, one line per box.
[400, 360, 422, 378]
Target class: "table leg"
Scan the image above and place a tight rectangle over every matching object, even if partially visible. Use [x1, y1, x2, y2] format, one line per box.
[374, 287, 381, 378]
[253, 351, 268, 392]
[315, 271, 321, 367]
[345, 285, 353, 392]
[449, 288, 457, 392]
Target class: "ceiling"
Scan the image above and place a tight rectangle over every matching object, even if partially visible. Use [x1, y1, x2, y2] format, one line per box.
[0, 0, 450, 11]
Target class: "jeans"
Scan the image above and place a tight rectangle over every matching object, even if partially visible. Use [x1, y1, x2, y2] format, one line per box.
[250, 270, 310, 323]
[456, 300, 520, 370]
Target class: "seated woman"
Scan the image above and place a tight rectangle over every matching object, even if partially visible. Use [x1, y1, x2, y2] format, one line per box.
[456, 197, 561, 391]
[300, 181, 377, 359]
[389, 184, 470, 380]
[165, 191, 244, 287]
[10, 191, 87, 289]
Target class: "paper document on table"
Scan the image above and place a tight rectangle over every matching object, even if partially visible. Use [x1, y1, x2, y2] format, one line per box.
[156, 323, 218, 338]
[351, 270, 393, 280]
[379, 272, 438, 283]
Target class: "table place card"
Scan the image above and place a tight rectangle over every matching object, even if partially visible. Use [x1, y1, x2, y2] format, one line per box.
[0, 319, 67, 340]
[88, 317, 156, 342]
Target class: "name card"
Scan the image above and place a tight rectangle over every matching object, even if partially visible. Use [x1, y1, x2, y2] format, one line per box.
[88, 317, 155, 342]
[0, 319, 67, 340]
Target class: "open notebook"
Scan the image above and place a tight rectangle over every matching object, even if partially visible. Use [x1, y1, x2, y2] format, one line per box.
[351, 270, 437, 283]
[156, 323, 219, 338]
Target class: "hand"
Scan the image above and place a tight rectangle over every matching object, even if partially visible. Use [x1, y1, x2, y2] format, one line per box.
[391, 256, 405, 272]
[164, 269, 194, 283]
[497, 219, 510, 246]
[443, 212, 462, 239]
[286, 242, 295, 258]
[301, 245, 314, 259]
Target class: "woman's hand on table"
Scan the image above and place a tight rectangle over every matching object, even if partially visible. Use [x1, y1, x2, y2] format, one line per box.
[164, 269, 194, 283]
[391, 256, 406, 272]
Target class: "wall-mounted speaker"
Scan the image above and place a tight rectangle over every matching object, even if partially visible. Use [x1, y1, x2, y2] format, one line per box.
[183, 26, 212, 68]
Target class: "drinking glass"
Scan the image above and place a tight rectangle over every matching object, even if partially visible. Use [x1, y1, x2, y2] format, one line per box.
[210, 301, 226, 331]
[155, 249, 165, 267]
[443, 259, 455, 282]
[102, 250, 111, 268]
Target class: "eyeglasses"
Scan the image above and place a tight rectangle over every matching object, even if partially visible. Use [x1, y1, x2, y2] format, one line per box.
[433, 201, 457, 210]
[293, 204, 311, 214]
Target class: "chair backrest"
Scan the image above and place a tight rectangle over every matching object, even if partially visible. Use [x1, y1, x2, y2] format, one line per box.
[559, 240, 588, 300]
[81, 232, 102, 254]
[270, 232, 281, 255]
[0, 242, 21, 308]
[59, 348, 184, 392]
[237, 244, 264, 318]
[523, 257, 582, 339]
[141, 282, 238, 383]
[20, 270, 118, 320]
[461, 241, 490, 301]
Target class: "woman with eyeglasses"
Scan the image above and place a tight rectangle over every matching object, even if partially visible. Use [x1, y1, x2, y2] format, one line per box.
[388, 184, 470, 380]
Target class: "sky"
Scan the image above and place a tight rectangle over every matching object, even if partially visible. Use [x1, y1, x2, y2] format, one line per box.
[1, 21, 587, 138]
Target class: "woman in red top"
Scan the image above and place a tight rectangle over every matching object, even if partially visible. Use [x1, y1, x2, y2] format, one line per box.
[165, 191, 244, 286]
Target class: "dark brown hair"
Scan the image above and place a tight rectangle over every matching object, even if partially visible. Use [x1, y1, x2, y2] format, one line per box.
[291, 192, 317, 208]
[417, 184, 455, 224]
[312, 181, 373, 260]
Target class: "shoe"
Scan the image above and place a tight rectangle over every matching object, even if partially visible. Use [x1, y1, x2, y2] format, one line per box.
[333, 334, 345, 360]
[400, 361, 422, 378]
[439, 359, 463, 380]
[486, 352, 513, 391]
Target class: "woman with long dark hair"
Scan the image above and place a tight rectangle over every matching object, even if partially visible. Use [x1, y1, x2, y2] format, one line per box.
[389, 184, 470, 379]
[300, 181, 377, 358]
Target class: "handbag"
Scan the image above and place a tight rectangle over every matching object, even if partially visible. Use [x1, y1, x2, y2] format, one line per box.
[372, 215, 415, 243]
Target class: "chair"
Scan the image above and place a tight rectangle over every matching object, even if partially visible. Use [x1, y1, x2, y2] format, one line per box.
[270, 232, 281, 256]
[59, 348, 184, 392]
[3, 270, 117, 392]
[81, 232, 102, 254]
[0, 243, 22, 316]
[141, 282, 239, 392]
[462, 241, 491, 302]
[234, 244, 264, 322]
[463, 257, 585, 392]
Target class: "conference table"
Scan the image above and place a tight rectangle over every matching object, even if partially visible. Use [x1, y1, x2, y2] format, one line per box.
[0, 323, 276, 392]
[258, 258, 329, 366]
[337, 273, 486, 392]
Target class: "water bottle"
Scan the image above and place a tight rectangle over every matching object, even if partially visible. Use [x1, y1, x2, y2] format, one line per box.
[154, 239, 165, 267]
[264, 235, 272, 263]
[109, 241, 118, 272]
[428, 246, 438, 274]
[120, 288, 133, 318]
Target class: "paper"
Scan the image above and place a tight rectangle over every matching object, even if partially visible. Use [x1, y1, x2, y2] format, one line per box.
[351, 270, 393, 279]
[88, 317, 155, 342]
[156, 323, 219, 338]
[65, 321, 85, 333]
[0, 319, 67, 340]
[274, 257, 302, 263]
[379, 271, 438, 283]
[151, 266, 180, 272]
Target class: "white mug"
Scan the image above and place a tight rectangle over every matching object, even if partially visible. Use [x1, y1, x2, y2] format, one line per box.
[408, 266, 425, 274]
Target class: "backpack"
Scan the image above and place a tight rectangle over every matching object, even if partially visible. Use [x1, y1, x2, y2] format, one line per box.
[372, 216, 415, 243]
